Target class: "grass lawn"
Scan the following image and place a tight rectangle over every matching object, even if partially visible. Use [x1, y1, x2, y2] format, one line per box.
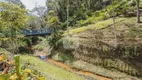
[21, 55, 85, 80]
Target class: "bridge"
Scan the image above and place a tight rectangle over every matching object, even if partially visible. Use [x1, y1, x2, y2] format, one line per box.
[23, 28, 53, 36]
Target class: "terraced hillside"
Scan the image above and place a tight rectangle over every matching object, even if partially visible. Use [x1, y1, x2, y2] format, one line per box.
[52, 17, 142, 80]
[73, 17, 142, 78]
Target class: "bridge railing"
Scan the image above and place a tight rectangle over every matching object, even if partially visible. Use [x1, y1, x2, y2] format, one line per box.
[23, 28, 53, 36]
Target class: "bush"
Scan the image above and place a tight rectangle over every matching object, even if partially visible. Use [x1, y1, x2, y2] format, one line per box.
[0, 53, 45, 80]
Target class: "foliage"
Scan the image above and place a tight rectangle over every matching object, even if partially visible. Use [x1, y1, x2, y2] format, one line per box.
[46, 0, 138, 50]
[0, 53, 45, 80]
[0, 35, 28, 54]
[77, 0, 135, 27]
[73, 60, 140, 80]
[52, 51, 74, 64]
[21, 55, 85, 80]
[47, 0, 98, 29]
[46, 0, 112, 28]
[30, 5, 47, 28]
[0, 2, 27, 31]
[46, 0, 136, 28]
[63, 18, 125, 35]
[24, 15, 41, 29]
[0, 2, 28, 54]
[34, 37, 48, 51]
[46, 9, 63, 47]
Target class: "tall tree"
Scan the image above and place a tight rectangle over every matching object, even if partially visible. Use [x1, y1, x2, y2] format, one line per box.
[46, 0, 110, 27]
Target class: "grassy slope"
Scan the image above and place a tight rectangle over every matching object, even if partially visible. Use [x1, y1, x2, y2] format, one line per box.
[64, 17, 142, 36]
[21, 55, 84, 80]
[63, 17, 142, 46]
[63, 17, 125, 35]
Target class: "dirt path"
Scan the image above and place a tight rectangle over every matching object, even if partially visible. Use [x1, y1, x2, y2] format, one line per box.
[34, 51, 112, 80]
[48, 59, 112, 80]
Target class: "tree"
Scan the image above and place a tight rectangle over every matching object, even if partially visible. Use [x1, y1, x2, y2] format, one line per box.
[108, 0, 133, 48]
[25, 15, 41, 29]
[0, 2, 27, 34]
[46, 0, 111, 28]
[136, 0, 140, 23]
[0, 2, 28, 53]
[46, 9, 61, 46]
[31, 2, 47, 28]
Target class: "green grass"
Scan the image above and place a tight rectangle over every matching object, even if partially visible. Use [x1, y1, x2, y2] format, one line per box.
[21, 55, 84, 80]
[63, 17, 125, 36]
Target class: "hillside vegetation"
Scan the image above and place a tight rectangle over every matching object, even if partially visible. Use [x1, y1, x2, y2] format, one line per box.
[52, 17, 142, 80]
[1, 0, 142, 80]
[21, 55, 85, 80]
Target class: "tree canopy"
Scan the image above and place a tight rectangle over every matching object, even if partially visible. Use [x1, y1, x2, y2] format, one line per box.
[0, 2, 28, 54]
[0, 2, 27, 32]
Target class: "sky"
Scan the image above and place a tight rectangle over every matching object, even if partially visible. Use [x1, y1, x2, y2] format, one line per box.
[21, 0, 46, 10]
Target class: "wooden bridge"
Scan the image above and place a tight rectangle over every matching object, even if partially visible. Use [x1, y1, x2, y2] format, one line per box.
[23, 28, 52, 36]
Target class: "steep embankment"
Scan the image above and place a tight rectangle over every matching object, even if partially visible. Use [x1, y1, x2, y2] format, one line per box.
[52, 17, 142, 80]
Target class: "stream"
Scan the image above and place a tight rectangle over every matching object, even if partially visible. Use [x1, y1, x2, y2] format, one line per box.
[34, 50, 112, 80]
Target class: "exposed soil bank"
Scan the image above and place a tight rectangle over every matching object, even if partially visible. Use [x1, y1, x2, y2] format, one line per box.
[48, 59, 112, 80]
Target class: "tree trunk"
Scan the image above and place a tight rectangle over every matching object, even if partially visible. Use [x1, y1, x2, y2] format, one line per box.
[111, 0, 117, 48]
[113, 15, 117, 48]
[67, 0, 69, 33]
[88, 0, 91, 10]
[136, 0, 140, 23]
